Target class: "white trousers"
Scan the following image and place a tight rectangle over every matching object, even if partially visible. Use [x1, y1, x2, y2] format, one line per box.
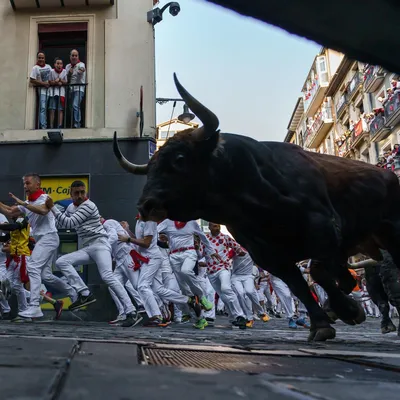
[198, 275, 215, 319]
[258, 281, 277, 309]
[313, 283, 328, 306]
[6, 258, 28, 313]
[27, 233, 76, 308]
[170, 250, 204, 298]
[232, 274, 264, 320]
[153, 268, 189, 306]
[270, 275, 295, 319]
[56, 238, 134, 315]
[161, 269, 185, 319]
[208, 269, 245, 319]
[137, 256, 163, 318]
[109, 256, 141, 316]
[0, 264, 10, 313]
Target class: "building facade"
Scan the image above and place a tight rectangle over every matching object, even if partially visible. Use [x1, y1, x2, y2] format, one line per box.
[286, 47, 400, 170]
[0, 1, 158, 315]
[0, 0, 157, 220]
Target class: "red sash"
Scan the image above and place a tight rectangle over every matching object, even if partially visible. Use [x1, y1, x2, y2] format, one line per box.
[129, 249, 149, 271]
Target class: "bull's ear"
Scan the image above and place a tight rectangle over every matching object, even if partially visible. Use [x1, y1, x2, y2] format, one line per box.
[195, 129, 220, 155]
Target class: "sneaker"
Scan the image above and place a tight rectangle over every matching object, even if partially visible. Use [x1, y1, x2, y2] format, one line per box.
[205, 317, 215, 324]
[253, 314, 261, 321]
[109, 314, 127, 325]
[260, 313, 270, 322]
[53, 300, 64, 320]
[181, 314, 191, 323]
[289, 318, 298, 329]
[144, 317, 168, 327]
[296, 317, 310, 328]
[137, 306, 146, 314]
[18, 306, 43, 319]
[121, 313, 138, 328]
[200, 296, 213, 311]
[11, 315, 33, 323]
[188, 296, 202, 318]
[234, 316, 247, 330]
[193, 318, 208, 330]
[246, 320, 255, 328]
[1, 312, 11, 321]
[69, 293, 96, 311]
[381, 321, 397, 334]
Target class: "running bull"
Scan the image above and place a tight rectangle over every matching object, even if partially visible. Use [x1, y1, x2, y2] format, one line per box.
[113, 74, 400, 341]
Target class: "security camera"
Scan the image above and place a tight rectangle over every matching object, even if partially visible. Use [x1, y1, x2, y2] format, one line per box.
[169, 2, 181, 17]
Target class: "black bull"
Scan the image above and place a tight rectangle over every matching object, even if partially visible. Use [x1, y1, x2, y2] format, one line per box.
[113, 75, 400, 341]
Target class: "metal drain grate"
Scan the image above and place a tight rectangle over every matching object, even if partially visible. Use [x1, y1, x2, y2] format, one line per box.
[142, 348, 288, 373]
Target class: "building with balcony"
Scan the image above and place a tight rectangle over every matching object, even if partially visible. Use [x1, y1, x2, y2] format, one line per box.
[0, 0, 157, 222]
[156, 118, 199, 150]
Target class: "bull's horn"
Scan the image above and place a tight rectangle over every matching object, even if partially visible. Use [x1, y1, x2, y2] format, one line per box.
[113, 131, 148, 175]
[173, 73, 219, 140]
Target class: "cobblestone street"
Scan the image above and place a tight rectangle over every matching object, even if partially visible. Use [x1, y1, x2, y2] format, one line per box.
[1, 315, 399, 399]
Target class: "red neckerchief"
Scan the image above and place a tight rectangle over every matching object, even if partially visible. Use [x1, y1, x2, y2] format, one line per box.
[54, 67, 64, 74]
[71, 60, 81, 68]
[73, 197, 88, 207]
[37, 62, 45, 67]
[174, 221, 187, 229]
[28, 190, 45, 202]
[135, 214, 140, 220]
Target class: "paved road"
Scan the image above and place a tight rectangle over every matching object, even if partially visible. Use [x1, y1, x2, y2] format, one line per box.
[1, 315, 400, 399]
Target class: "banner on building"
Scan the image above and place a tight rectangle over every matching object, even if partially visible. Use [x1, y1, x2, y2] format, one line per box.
[40, 176, 89, 201]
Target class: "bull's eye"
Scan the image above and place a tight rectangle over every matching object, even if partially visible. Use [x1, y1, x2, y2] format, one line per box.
[174, 154, 186, 169]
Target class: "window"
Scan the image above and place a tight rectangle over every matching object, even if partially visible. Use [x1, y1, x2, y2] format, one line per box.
[32, 23, 88, 130]
[317, 56, 329, 85]
[159, 130, 176, 139]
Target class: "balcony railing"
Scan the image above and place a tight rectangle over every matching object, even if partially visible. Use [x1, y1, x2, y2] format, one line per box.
[369, 113, 386, 137]
[351, 118, 369, 147]
[364, 66, 385, 93]
[304, 106, 333, 148]
[347, 72, 363, 100]
[336, 93, 348, 118]
[33, 84, 87, 130]
[303, 76, 320, 112]
[384, 92, 400, 126]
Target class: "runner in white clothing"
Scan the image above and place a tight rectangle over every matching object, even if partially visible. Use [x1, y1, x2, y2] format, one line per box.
[118, 215, 201, 327]
[231, 250, 270, 327]
[0, 173, 78, 319]
[44, 181, 137, 327]
[157, 219, 219, 329]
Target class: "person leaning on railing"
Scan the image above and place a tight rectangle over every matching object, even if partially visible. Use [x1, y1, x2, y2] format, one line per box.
[29, 51, 52, 129]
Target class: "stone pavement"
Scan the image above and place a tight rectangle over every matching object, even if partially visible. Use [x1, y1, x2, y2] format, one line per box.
[0, 315, 400, 399]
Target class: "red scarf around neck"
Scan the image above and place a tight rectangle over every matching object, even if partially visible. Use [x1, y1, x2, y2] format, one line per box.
[174, 221, 187, 229]
[55, 67, 64, 74]
[71, 60, 81, 67]
[37, 62, 45, 68]
[28, 190, 45, 202]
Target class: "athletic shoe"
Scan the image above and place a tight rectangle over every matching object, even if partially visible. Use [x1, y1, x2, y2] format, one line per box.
[69, 293, 96, 311]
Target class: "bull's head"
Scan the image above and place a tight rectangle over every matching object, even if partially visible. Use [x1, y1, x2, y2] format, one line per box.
[113, 73, 220, 222]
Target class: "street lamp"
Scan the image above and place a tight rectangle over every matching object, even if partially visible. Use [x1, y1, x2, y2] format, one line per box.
[147, 2, 181, 26]
[178, 104, 195, 124]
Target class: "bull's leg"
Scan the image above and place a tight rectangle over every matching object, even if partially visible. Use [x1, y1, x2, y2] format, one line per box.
[310, 260, 366, 326]
[269, 264, 335, 342]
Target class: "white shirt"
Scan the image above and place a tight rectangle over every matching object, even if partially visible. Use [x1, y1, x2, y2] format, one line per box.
[50, 69, 67, 97]
[157, 219, 213, 256]
[0, 213, 8, 267]
[135, 220, 162, 259]
[18, 194, 57, 239]
[103, 219, 133, 264]
[30, 64, 52, 95]
[66, 62, 86, 92]
[232, 252, 254, 276]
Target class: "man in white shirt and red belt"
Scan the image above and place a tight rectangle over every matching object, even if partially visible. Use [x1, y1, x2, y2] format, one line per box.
[157, 219, 217, 329]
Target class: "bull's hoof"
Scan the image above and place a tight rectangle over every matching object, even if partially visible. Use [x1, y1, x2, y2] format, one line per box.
[340, 300, 366, 326]
[381, 322, 397, 334]
[308, 327, 336, 342]
[329, 295, 366, 326]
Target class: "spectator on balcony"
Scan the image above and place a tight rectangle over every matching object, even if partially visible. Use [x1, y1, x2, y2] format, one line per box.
[30, 52, 52, 129]
[391, 79, 400, 92]
[66, 49, 86, 128]
[49, 58, 67, 129]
